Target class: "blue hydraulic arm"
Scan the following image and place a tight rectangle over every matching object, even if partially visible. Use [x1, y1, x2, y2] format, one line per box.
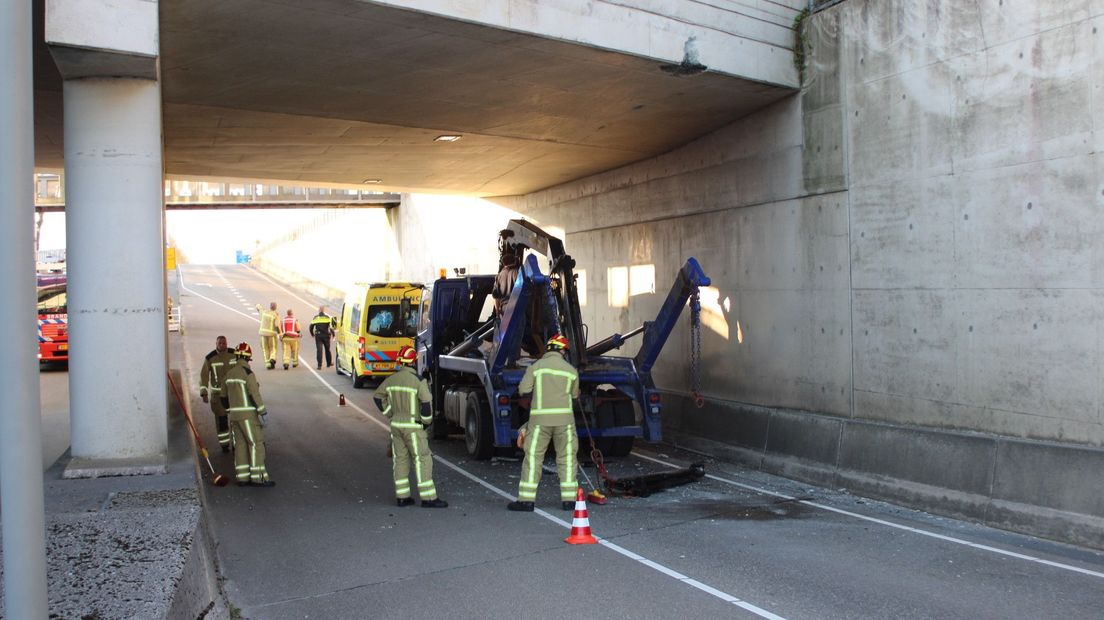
[633, 258, 711, 375]
[490, 254, 557, 375]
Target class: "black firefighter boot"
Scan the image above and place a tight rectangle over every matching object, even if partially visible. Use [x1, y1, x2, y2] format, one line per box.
[422, 498, 448, 508]
[396, 497, 415, 507]
[507, 501, 534, 512]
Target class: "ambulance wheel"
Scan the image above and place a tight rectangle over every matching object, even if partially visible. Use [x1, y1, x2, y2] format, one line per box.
[352, 359, 368, 389]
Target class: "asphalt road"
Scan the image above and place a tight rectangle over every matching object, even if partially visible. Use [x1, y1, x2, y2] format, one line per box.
[179, 264, 1104, 620]
[39, 363, 70, 470]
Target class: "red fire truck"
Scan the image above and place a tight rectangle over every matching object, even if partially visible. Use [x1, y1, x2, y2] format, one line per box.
[37, 273, 68, 364]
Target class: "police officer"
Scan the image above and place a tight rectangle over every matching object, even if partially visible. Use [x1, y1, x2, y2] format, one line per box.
[309, 305, 335, 369]
[198, 335, 235, 452]
[281, 309, 301, 370]
[508, 333, 580, 512]
[374, 346, 447, 508]
[256, 301, 281, 369]
[224, 343, 275, 487]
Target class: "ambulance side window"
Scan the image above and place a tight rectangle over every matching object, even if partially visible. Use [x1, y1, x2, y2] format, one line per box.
[350, 303, 362, 334]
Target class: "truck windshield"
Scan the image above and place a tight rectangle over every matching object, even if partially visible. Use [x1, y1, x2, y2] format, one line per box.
[37, 284, 67, 314]
[367, 304, 417, 338]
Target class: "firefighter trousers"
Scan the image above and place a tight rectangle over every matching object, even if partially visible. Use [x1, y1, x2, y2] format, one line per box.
[391, 426, 437, 500]
[231, 413, 269, 483]
[282, 336, 300, 366]
[259, 333, 278, 365]
[210, 396, 231, 448]
[518, 423, 577, 502]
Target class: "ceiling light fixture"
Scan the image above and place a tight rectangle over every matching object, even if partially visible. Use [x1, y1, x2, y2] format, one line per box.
[362, 178, 382, 184]
[434, 135, 462, 142]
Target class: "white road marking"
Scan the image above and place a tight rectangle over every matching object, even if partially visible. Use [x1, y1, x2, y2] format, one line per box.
[632, 451, 1104, 580]
[181, 266, 786, 619]
[307, 376, 786, 619]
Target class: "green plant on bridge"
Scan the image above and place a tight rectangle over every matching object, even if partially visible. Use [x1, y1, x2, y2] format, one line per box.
[793, 7, 811, 83]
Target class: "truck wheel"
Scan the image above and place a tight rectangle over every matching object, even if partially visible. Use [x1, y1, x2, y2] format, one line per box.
[464, 392, 493, 460]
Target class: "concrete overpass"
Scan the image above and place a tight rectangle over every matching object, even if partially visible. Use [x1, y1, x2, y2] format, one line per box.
[23, 0, 803, 474]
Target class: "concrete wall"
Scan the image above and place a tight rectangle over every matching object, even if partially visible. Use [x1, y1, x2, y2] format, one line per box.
[493, 0, 1104, 548]
[250, 208, 400, 304]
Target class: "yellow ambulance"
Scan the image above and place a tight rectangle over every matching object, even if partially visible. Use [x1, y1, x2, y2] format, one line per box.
[335, 282, 423, 388]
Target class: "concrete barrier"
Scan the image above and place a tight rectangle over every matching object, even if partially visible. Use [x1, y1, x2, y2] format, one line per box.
[662, 392, 1104, 550]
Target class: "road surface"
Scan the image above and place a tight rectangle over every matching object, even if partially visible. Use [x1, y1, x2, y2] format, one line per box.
[178, 264, 1104, 620]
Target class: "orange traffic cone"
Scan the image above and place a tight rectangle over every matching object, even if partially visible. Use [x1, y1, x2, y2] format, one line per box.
[564, 487, 598, 545]
[339, 394, 346, 406]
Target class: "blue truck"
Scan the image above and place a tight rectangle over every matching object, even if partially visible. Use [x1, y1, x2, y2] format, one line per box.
[411, 219, 710, 460]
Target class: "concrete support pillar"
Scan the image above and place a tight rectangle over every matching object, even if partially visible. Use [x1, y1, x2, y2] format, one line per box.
[0, 0, 50, 615]
[47, 0, 167, 473]
[64, 78, 168, 468]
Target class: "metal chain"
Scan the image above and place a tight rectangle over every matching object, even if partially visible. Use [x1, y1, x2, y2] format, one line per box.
[689, 289, 704, 408]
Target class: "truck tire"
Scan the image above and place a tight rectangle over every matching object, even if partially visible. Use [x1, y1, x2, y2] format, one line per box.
[463, 392, 493, 460]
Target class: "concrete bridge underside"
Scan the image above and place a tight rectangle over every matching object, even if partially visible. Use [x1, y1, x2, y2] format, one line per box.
[33, 0, 801, 195]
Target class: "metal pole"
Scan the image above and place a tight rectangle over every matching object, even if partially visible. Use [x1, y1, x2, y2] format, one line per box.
[0, 0, 50, 616]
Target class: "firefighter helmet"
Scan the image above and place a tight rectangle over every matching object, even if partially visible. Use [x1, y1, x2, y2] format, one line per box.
[235, 342, 253, 359]
[546, 333, 569, 351]
[397, 345, 417, 366]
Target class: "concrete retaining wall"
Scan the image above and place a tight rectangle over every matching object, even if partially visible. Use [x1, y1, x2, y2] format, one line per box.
[493, 0, 1104, 547]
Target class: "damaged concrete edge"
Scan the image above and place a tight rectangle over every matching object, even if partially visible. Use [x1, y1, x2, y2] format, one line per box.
[661, 392, 1104, 550]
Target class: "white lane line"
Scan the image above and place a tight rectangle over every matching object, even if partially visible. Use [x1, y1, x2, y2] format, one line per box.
[185, 267, 786, 619]
[306, 380, 785, 619]
[180, 270, 258, 323]
[632, 451, 1104, 580]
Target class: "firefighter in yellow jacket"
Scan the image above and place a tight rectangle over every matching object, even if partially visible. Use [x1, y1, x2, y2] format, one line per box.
[199, 335, 235, 451]
[224, 343, 275, 487]
[281, 309, 301, 370]
[508, 333, 580, 512]
[374, 346, 447, 508]
[256, 301, 281, 369]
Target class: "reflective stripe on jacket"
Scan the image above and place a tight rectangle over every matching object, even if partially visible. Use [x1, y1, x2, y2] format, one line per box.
[259, 310, 280, 336]
[282, 316, 300, 338]
[199, 349, 235, 396]
[309, 314, 333, 338]
[377, 366, 431, 427]
[519, 351, 579, 427]
[224, 362, 266, 416]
